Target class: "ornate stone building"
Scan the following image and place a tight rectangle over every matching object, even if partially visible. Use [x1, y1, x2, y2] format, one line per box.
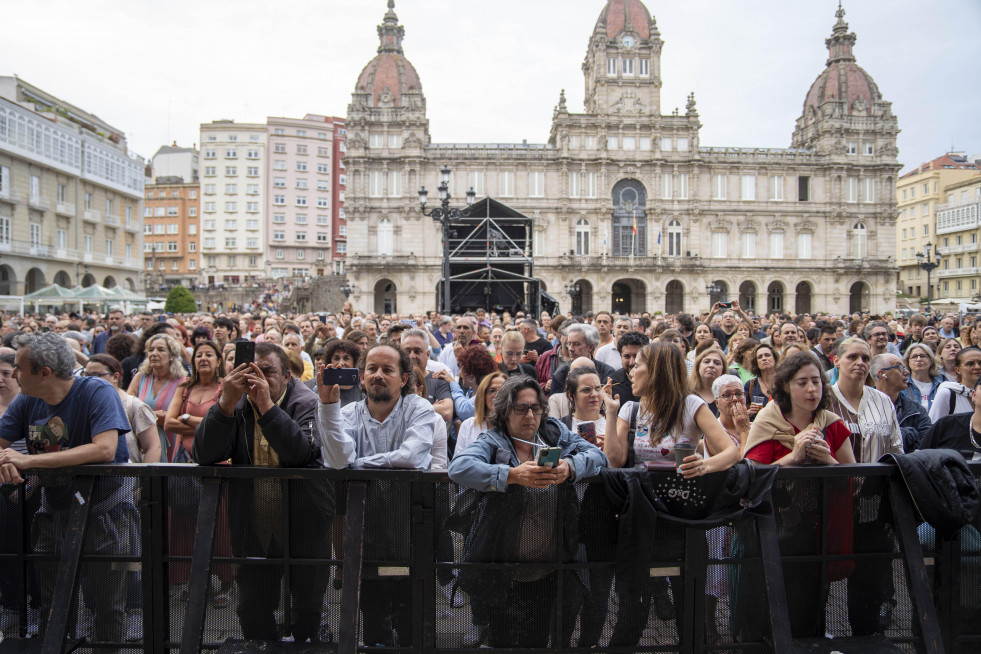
[344, 0, 900, 316]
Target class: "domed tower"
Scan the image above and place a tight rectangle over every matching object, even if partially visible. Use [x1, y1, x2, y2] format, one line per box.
[583, 0, 663, 116]
[347, 0, 429, 151]
[791, 5, 899, 159]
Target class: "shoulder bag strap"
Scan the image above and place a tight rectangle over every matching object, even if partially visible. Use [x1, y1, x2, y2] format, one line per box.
[625, 401, 640, 468]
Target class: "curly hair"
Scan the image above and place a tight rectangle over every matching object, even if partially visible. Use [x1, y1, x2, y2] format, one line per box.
[106, 332, 137, 362]
[456, 344, 497, 384]
[138, 334, 187, 380]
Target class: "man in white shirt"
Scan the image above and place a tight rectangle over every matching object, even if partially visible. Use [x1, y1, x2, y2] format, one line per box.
[594, 316, 632, 370]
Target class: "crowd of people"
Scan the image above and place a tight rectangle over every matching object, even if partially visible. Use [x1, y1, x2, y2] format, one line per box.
[1, 301, 980, 647]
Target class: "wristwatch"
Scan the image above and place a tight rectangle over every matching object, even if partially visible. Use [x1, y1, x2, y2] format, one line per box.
[180, 413, 191, 424]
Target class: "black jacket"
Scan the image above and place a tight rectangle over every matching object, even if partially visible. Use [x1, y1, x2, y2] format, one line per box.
[193, 377, 333, 556]
[600, 460, 778, 595]
[608, 367, 638, 406]
[892, 389, 932, 453]
[549, 358, 615, 397]
[879, 448, 980, 540]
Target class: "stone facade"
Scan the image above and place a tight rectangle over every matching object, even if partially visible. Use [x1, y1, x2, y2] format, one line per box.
[344, 1, 901, 316]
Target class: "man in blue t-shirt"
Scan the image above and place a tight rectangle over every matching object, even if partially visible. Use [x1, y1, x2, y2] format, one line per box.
[0, 332, 131, 645]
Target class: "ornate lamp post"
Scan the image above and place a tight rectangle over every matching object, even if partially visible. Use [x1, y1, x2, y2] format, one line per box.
[915, 241, 942, 314]
[341, 280, 355, 299]
[419, 166, 476, 313]
[706, 282, 722, 306]
[564, 279, 581, 314]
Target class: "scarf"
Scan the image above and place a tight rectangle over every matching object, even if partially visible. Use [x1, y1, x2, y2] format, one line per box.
[251, 386, 288, 551]
[741, 400, 838, 457]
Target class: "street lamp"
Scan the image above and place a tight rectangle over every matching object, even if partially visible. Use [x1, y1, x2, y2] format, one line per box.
[564, 279, 581, 314]
[419, 165, 476, 313]
[915, 241, 942, 314]
[341, 281, 355, 299]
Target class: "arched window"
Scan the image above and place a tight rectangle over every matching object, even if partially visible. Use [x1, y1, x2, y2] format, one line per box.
[611, 179, 647, 256]
[378, 218, 393, 255]
[667, 219, 682, 257]
[575, 218, 590, 255]
[851, 221, 867, 259]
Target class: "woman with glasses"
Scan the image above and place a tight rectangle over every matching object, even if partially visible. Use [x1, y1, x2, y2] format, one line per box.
[902, 343, 944, 410]
[563, 366, 606, 439]
[86, 354, 160, 464]
[498, 331, 536, 378]
[127, 334, 187, 462]
[0, 353, 20, 420]
[448, 375, 606, 648]
[455, 372, 508, 455]
[936, 337, 962, 383]
[744, 343, 780, 421]
[929, 346, 981, 422]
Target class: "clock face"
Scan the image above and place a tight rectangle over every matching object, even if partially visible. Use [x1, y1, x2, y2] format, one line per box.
[620, 34, 636, 48]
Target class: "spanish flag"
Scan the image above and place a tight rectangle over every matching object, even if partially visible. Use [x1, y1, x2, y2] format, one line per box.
[632, 209, 638, 236]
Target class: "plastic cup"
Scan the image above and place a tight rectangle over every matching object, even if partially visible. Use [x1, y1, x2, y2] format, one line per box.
[674, 442, 697, 467]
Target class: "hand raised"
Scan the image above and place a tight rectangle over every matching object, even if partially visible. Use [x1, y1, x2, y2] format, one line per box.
[316, 363, 341, 404]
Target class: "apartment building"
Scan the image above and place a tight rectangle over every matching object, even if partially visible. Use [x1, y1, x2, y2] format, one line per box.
[935, 175, 981, 301]
[896, 153, 980, 298]
[143, 177, 200, 290]
[199, 120, 267, 285]
[0, 76, 144, 296]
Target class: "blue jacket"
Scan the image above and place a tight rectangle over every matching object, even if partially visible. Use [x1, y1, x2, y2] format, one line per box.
[448, 417, 608, 492]
[900, 374, 944, 411]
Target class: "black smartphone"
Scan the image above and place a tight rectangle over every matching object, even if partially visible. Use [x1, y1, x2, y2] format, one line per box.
[323, 367, 360, 386]
[233, 341, 255, 369]
[577, 422, 597, 445]
[718, 302, 732, 309]
[318, 315, 328, 324]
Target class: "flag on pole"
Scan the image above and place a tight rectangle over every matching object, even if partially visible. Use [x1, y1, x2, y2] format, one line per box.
[657, 230, 662, 244]
[632, 209, 638, 236]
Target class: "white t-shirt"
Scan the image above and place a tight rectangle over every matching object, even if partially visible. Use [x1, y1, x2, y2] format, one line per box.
[593, 342, 622, 370]
[454, 418, 488, 457]
[929, 381, 973, 423]
[570, 416, 606, 444]
[618, 395, 705, 463]
[910, 378, 933, 409]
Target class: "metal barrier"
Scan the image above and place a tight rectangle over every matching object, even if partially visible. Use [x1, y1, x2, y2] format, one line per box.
[0, 463, 978, 653]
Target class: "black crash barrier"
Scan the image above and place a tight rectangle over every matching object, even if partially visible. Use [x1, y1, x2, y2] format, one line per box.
[0, 463, 978, 653]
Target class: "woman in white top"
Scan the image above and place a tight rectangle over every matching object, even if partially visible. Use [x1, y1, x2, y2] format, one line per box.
[454, 372, 507, 457]
[604, 342, 738, 473]
[563, 366, 606, 444]
[930, 346, 981, 422]
[827, 338, 903, 462]
[902, 343, 943, 410]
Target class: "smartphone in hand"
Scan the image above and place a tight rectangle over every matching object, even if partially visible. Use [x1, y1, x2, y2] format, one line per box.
[233, 341, 255, 369]
[577, 422, 597, 445]
[322, 367, 360, 386]
[536, 447, 561, 468]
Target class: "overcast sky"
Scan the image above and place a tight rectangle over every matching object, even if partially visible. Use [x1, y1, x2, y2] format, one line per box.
[3, 0, 978, 175]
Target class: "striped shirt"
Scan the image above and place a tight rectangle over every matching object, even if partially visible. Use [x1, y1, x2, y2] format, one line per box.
[828, 384, 904, 462]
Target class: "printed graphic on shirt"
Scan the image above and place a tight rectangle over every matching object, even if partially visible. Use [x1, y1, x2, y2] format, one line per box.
[27, 416, 69, 454]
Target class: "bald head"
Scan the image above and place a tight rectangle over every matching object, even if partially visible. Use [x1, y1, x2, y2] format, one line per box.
[571, 356, 594, 371]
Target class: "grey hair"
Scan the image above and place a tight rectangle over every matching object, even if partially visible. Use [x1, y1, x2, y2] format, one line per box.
[870, 353, 901, 378]
[863, 321, 889, 339]
[402, 328, 430, 343]
[711, 374, 744, 399]
[903, 342, 940, 377]
[567, 323, 600, 349]
[488, 374, 549, 433]
[616, 316, 634, 327]
[13, 332, 77, 379]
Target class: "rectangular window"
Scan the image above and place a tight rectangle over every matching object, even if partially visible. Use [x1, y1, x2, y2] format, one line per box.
[639, 59, 649, 76]
[29, 223, 41, 247]
[676, 137, 689, 151]
[369, 171, 384, 197]
[0, 217, 10, 246]
[225, 202, 237, 212]
[846, 177, 858, 203]
[57, 229, 67, 249]
[273, 195, 286, 206]
[317, 163, 329, 174]
[798, 176, 810, 201]
[167, 223, 179, 234]
[317, 215, 329, 226]
[661, 137, 672, 152]
[467, 171, 485, 196]
[388, 171, 401, 197]
[203, 202, 216, 213]
[769, 175, 784, 201]
[296, 179, 308, 189]
[863, 178, 875, 203]
[741, 175, 756, 201]
[711, 232, 727, 258]
[661, 173, 672, 200]
[274, 177, 286, 188]
[317, 180, 328, 192]
[84, 235, 93, 253]
[317, 147, 330, 157]
[336, 242, 346, 254]
[864, 142, 874, 155]
[770, 232, 784, 259]
[246, 149, 259, 159]
[225, 166, 237, 176]
[639, 136, 651, 150]
[165, 242, 177, 253]
[607, 136, 618, 150]
[500, 171, 514, 197]
[607, 58, 616, 76]
[712, 174, 727, 200]
[296, 162, 308, 172]
[273, 160, 286, 171]
[569, 172, 580, 198]
[154, 224, 165, 234]
[678, 173, 689, 199]
[224, 237, 236, 248]
[388, 134, 402, 148]
[204, 149, 216, 159]
[296, 144, 307, 155]
[189, 224, 197, 235]
[621, 58, 634, 75]
[846, 142, 857, 155]
[224, 219, 237, 230]
[204, 167, 216, 176]
[296, 232, 307, 242]
[273, 213, 285, 223]
[584, 172, 597, 198]
[296, 196, 307, 206]
[369, 134, 384, 148]
[528, 171, 544, 197]
[247, 166, 259, 176]
[622, 136, 636, 150]
[224, 149, 237, 159]
[741, 232, 756, 258]
[225, 184, 237, 195]
[29, 175, 40, 203]
[273, 231, 285, 241]
[317, 233, 328, 243]
[797, 232, 812, 258]
[247, 202, 259, 212]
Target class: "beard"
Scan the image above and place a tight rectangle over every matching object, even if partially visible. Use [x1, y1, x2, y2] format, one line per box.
[366, 384, 394, 403]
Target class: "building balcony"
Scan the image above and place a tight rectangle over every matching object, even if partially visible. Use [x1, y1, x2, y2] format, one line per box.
[0, 188, 21, 205]
[937, 242, 979, 256]
[55, 201, 75, 216]
[28, 244, 49, 257]
[105, 216, 120, 227]
[125, 219, 140, 232]
[28, 196, 50, 211]
[83, 209, 101, 223]
[937, 267, 980, 279]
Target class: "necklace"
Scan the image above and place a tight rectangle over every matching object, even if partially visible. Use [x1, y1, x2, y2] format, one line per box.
[970, 417, 981, 450]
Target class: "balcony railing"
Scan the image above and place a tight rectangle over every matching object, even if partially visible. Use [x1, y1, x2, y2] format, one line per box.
[0, 463, 975, 654]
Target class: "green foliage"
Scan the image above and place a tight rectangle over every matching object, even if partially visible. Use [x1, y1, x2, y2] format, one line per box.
[164, 285, 197, 314]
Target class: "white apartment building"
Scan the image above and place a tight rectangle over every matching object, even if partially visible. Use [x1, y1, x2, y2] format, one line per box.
[199, 120, 267, 285]
[0, 76, 144, 296]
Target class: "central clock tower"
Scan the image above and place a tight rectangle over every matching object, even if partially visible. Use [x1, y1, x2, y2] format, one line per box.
[583, 0, 663, 116]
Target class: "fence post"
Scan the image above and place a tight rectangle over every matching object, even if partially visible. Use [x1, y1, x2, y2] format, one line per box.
[338, 480, 368, 654]
[178, 476, 222, 654]
[411, 480, 436, 654]
[142, 473, 168, 654]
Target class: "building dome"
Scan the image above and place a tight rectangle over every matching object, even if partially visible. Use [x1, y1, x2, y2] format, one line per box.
[802, 6, 881, 119]
[353, 1, 422, 108]
[595, 0, 653, 40]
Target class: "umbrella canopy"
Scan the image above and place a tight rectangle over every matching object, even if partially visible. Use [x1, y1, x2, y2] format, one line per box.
[23, 284, 76, 299]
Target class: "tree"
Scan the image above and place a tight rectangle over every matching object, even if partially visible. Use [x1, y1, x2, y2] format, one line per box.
[164, 285, 197, 314]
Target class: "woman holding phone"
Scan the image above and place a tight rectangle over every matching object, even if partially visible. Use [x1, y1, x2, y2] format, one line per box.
[563, 366, 605, 445]
[448, 375, 606, 648]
